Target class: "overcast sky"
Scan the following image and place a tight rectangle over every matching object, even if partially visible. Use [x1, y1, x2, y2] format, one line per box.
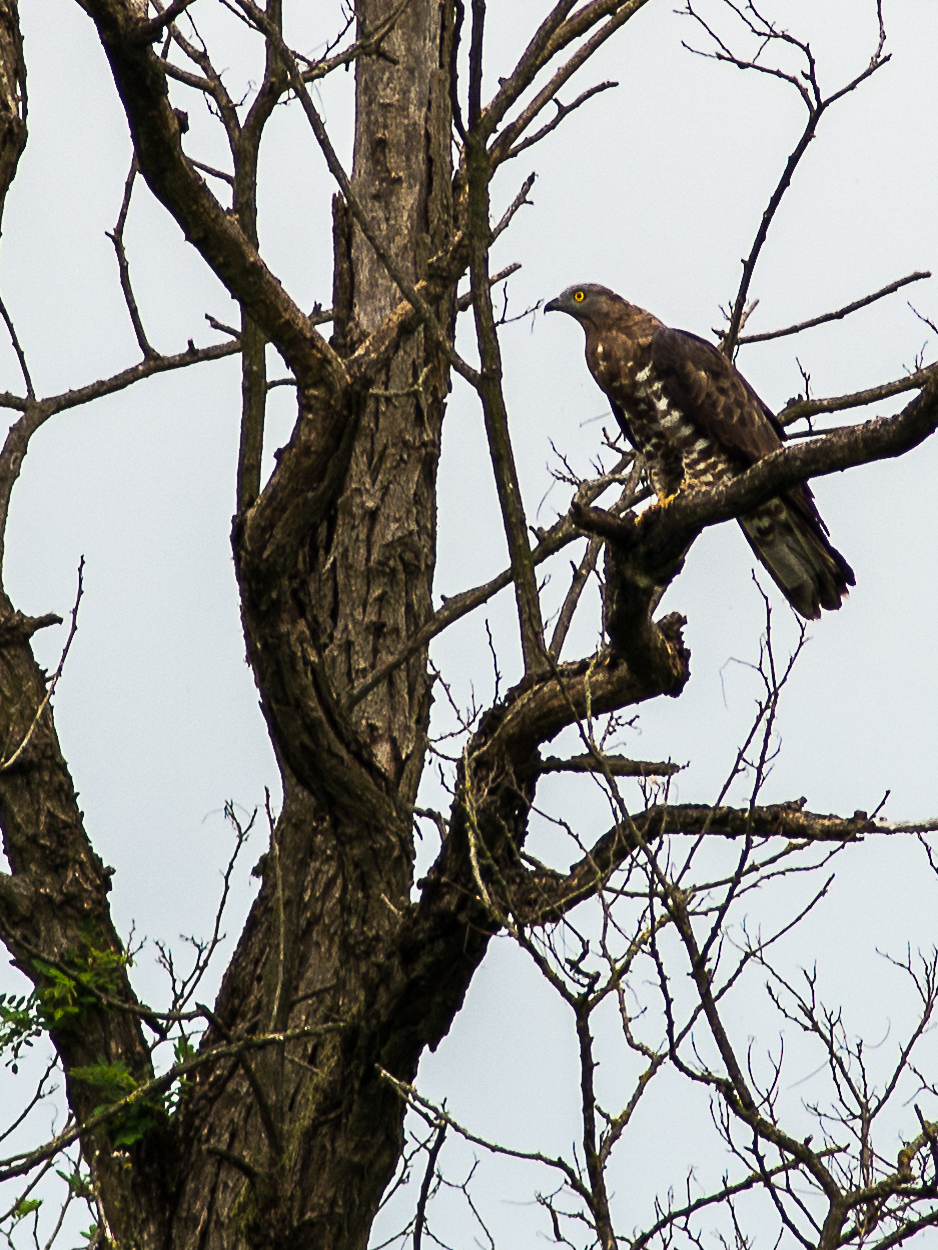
[2, 1, 937, 1245]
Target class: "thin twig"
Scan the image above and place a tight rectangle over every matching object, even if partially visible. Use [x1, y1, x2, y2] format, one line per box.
[3, 339, 240, 421]
[299, 0, 413, 84]
[0, 1024, 343, 1182]
[698, 3, 892, 354]
[549, 532, 602, 658]
[738, 272, 931, 345]
[0, 292, 33, 399]
[106, 157, 158, 360]
[506, 80, 617, 160]
[490, 173, 536, 243]
[190, 158, 235, 186]
[377, 1067, 585, 1194]
[0, 558, 84, 772]
[909, 302, 938, 336]
[347, 463, 640, 708]
[455, 263, 522, 312]
[265, 788, 285, 1030]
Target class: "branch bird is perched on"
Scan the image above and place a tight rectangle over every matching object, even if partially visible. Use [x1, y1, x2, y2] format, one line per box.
[545, 283, 855, 619]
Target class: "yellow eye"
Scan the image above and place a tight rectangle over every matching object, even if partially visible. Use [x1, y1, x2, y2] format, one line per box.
[573, 290, 585, 302]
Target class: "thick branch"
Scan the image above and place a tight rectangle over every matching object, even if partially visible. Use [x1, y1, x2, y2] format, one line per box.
[537, 753, 679, 777]
[512, 800, 876, 925]
[576, 382, 938, 577]
[778, 364, 937, 426]
[81, 0, 343, 390]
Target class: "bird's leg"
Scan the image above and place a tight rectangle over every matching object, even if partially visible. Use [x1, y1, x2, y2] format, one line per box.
[653, 469, 685, 508]
[649, 449, 684, 509]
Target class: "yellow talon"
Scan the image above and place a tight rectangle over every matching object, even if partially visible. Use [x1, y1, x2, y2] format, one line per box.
[656, 487, 682, 507]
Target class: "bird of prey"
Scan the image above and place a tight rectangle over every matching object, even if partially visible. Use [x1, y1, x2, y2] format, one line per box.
[545, 283, 854, 619]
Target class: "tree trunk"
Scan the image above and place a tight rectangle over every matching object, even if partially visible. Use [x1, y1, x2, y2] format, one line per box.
[167, 3, 459, 1245]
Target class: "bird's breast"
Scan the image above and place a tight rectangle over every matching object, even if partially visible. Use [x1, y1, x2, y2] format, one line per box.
[609, 362, 691, 449]
[604, 359, 736, 493]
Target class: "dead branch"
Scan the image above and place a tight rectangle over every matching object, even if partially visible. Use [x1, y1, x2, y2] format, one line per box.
[465, 139, 547, 672]
[490, 172, 536, 243]
[106, 157, 157, 359]
[511, 800, 874, 926]
[548, 532, 603, 659]
[488, 2, 651, 166]
[505, 79, 617, 161]
[681, 1, 893, 355]
[737, 271, 931, 346]
[779, 363, 938, 426]
[377, 1068, 587, 1197]
[537, 753, 680, 778]
[0, 292, 32, 399]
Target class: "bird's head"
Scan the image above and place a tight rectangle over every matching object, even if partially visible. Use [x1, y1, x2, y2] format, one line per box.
[544, 283, 622, 324]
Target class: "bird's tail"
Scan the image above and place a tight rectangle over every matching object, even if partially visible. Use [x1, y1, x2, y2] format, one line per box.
[739, 499, 855, 620]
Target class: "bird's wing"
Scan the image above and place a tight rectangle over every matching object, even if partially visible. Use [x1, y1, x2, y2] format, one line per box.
[607, 396, 636, 448]
[650, 327, 828, 531]
[650, 328, 783, 462]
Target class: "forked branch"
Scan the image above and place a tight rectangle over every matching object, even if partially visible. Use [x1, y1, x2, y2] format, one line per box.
[681, 1, 892, 355]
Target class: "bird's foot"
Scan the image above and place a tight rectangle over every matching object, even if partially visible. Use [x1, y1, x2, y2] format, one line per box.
[655, 487, 682, 508]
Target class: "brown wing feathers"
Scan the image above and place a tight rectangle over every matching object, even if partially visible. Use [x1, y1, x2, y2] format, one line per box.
[545, 284, 855, 619]
[651, 329, 785, 462]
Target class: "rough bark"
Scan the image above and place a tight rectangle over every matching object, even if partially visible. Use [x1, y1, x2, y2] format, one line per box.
[169, 3, 460, 1244]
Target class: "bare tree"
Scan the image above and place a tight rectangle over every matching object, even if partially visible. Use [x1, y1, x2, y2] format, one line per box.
[0, 2, 936, 1248]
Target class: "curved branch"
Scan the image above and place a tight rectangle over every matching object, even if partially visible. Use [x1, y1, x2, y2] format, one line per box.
[81, 0, 342, 390]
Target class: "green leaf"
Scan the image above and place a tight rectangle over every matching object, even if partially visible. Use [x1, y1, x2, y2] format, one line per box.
[12, 1197, 42, 1218]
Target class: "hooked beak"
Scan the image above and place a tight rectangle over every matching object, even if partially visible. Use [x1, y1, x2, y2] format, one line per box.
[544, 296, 562, 314]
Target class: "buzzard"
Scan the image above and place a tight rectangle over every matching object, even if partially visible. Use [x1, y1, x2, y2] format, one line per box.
[545, 283, 855, 619]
